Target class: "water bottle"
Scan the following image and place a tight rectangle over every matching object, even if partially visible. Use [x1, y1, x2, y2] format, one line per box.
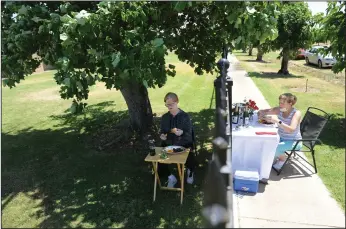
[148, 139, 156, 156]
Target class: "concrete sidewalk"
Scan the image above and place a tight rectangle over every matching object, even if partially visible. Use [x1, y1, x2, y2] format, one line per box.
[227, 54, 345, 228]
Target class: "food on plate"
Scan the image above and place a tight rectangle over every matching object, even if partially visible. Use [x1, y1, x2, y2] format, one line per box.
[173, 147, 184, 153]
[258, 119, 273, 124]
[166, 149, 173, 153]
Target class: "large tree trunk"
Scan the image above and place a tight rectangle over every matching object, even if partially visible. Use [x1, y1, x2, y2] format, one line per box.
[278, 48, 290, 75]
[248, 44, 253, 56]
[120, 80, 153, 135]
[256, 46, 264, 61]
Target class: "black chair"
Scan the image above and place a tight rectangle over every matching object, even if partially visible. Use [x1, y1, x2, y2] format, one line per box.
[273, 107, 331, 175]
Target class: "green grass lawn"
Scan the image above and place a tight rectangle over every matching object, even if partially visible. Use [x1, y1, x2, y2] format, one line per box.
[234, 50, 346, 211]
[1, 53, 217, 228]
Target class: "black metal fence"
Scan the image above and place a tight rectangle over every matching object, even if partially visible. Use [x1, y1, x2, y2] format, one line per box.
[203, 48, 234, 228]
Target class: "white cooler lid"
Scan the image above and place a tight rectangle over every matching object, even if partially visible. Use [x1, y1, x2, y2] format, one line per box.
[234, 169, 259, 181]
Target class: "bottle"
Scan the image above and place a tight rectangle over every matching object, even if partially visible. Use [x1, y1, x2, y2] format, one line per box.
[232, 104, 239, 123]
[149, 139, 156, 156]
[243, 108, 250, 126]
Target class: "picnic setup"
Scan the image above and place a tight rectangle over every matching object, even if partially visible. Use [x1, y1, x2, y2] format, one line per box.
[143, 66, 331, 205]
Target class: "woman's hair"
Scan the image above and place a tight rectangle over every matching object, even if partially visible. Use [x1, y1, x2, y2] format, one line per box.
[164, 92, 179, 103]
[279, 93, 297, 105]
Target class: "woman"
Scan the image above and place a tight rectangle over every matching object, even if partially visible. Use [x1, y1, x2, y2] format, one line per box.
[258, 93, 302, 170]
[159, 92, 196, 187]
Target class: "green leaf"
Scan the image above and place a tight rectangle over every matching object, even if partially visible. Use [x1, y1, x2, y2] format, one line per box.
[227, 13, 237, 24]
[60, 14, 72, 23]
[235, 18, 242, 28]
[111, 53, 121, 68]
[38, 25, 45, 34]
[142, 80, 149, 88]
[77, 18, 86, 25]
[60, 5, 67, 14]
[62, 38, 73, 47]
[63, 78, 71, 87]
[76, 81, 83, 90]
[168, 64, 175, 69]
[151, 38, 164, 47]
[235, 36, 242, 44]
[174, 2, 187, 12]
[119, 70, 129, 79]
[246, 7, 256, 14]
[60, 33, 68, 41]
[18, 5, 28, 15]
[32, 17, 43, 23]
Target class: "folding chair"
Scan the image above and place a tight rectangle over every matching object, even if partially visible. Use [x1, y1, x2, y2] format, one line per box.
[273, 107, 331, 175]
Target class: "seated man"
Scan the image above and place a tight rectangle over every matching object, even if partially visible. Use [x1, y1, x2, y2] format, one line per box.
[159, 92, 197, 187]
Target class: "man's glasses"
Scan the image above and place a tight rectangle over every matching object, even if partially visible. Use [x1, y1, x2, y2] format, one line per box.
[165, 102, 176, 108]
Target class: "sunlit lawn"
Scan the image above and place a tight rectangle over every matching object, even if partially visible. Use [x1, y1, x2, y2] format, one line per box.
[1, 53, 217, 228]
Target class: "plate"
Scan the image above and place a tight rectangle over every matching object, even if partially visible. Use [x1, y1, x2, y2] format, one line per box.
[164, 146, 186, 154]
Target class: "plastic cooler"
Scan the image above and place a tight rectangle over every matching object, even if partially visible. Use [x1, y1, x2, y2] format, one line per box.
[234, 169, 259, 193]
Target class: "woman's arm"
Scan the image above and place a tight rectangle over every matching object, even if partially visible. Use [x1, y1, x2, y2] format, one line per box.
[271, 110, 302, 133]
[258, 107, 280, 118]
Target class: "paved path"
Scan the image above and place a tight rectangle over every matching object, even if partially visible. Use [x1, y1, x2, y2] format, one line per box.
[227, 54, 345, 228]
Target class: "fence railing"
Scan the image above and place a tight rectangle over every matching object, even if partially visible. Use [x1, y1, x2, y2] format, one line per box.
[203, 48, 234, 228]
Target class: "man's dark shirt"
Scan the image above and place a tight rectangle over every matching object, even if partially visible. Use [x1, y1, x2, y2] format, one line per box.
[160, 109, 193, 147]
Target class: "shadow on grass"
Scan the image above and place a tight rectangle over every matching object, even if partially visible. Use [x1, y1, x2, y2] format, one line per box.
[319, 113, 345, 149]
[244, 59, 271, 64]
[247, 71, 305, 79]
[2, 101, 215, 228]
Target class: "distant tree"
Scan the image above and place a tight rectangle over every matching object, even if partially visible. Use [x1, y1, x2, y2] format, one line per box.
[273, 2, 313, 74]
[239, 1, 280, 60]
[323, 1, 346, 75]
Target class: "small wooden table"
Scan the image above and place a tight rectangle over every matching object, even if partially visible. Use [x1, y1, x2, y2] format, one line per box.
[144, 147, 190, 204]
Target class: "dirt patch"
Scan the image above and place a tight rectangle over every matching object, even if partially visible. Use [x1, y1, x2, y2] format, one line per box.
[22, 88, 60, 101]
[289, 87, 320, 93]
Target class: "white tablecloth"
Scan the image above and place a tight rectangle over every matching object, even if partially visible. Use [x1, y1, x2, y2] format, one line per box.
[230, 115, 280, 180]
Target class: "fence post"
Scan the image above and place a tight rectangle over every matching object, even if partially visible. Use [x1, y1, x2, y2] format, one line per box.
[203, 48, 233, 228]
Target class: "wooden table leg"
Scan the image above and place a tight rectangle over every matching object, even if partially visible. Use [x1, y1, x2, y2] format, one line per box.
[180, 164, 185, 204]
[152, 162, 159, 202]
[152, 162, 162, 188]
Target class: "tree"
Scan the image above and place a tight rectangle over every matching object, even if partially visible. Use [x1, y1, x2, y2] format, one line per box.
[1, 1, 246, 133]
[323, 1, 346, 75]
[241, 1, 280, 61]
[274, 2, 313, 75]
[1, 1, 284, 134]
[311, 12, 327, 45]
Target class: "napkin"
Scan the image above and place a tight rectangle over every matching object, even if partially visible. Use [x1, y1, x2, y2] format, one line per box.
[255, 131, 277, 135]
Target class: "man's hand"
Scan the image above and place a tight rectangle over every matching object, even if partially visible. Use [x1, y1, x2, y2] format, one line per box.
[160, 133, 167, 140]
[174, 128, 183, 136]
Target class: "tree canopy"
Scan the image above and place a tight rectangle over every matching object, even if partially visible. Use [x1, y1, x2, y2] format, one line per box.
[323, 1, 346, 74]
[1, 1, 320, 132]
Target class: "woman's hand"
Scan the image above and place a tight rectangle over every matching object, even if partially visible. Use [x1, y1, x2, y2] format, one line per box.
[160, 133, 167, 140]
[265, 115, 280, 123]
[258, 110, 266, 119]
